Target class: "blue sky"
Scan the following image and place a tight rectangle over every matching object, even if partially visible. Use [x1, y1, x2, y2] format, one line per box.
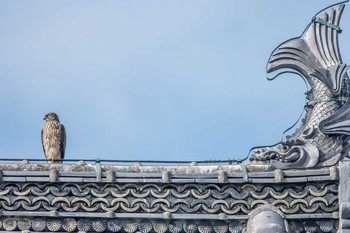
[0, 1, 349, 163]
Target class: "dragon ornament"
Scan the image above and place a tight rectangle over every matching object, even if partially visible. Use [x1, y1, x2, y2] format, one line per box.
[249, 2, 350, 169]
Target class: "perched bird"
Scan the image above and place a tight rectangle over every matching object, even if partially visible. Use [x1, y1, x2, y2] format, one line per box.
[41, 112, 66, 163]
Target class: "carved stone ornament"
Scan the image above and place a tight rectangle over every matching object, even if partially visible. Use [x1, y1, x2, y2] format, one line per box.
[249, 2, 350, 169]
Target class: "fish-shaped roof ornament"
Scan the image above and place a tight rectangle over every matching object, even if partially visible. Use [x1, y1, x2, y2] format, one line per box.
[249, 1, 350, 169]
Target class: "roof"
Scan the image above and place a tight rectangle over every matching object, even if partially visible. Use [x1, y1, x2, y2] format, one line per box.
[0, 160, 343, 232]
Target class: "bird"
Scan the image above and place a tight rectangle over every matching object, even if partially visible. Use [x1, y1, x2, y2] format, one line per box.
[41, 112, 66, 163]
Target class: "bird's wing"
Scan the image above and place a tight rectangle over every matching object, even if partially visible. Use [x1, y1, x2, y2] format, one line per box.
[59, 124, 66, 160]
[41, 127, 48, 160]
[266, 3, 347, 95]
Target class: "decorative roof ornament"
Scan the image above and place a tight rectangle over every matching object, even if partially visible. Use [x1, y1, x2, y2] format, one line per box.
[249, 1, 350, 169]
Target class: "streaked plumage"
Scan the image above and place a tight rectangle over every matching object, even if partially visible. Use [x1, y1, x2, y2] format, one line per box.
[41, 112, 66, 163]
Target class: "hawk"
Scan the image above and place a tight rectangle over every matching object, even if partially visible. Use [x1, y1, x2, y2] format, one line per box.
[41, 112, 66, 163]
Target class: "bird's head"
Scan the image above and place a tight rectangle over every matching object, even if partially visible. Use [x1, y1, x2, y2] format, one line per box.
[43, 112, 60, 122]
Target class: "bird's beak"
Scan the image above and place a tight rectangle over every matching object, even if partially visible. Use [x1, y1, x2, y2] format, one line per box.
[43, 117, 46, 120]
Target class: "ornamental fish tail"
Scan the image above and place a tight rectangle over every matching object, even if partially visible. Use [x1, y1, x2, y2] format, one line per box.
[249, 3, 350, 169]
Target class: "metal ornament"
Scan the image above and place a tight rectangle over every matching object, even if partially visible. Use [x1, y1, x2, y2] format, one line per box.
[153, 220, 168, 233]
[138, 219, 153, 233]
[3, 218, 17, 231]
[62, 218, 77, 232]
[17, 218, 31, 231]
[228, 221, 243, 233]
[47, 219, 62, 232]
[108, 219, 123, 232]
[93, 219, 107, 233]
[213, 221, 229, 233]
[250, 3, 350, 169]
[123, 219, 138, 233]
[77, 219, 92, 232]
[32, 218, 46, 232]
[184, 221, 198, 233]
[169, 221, 183, 233]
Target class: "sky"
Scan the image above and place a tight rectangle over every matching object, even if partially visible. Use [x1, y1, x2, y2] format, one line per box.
[0, 1, 349, 164]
